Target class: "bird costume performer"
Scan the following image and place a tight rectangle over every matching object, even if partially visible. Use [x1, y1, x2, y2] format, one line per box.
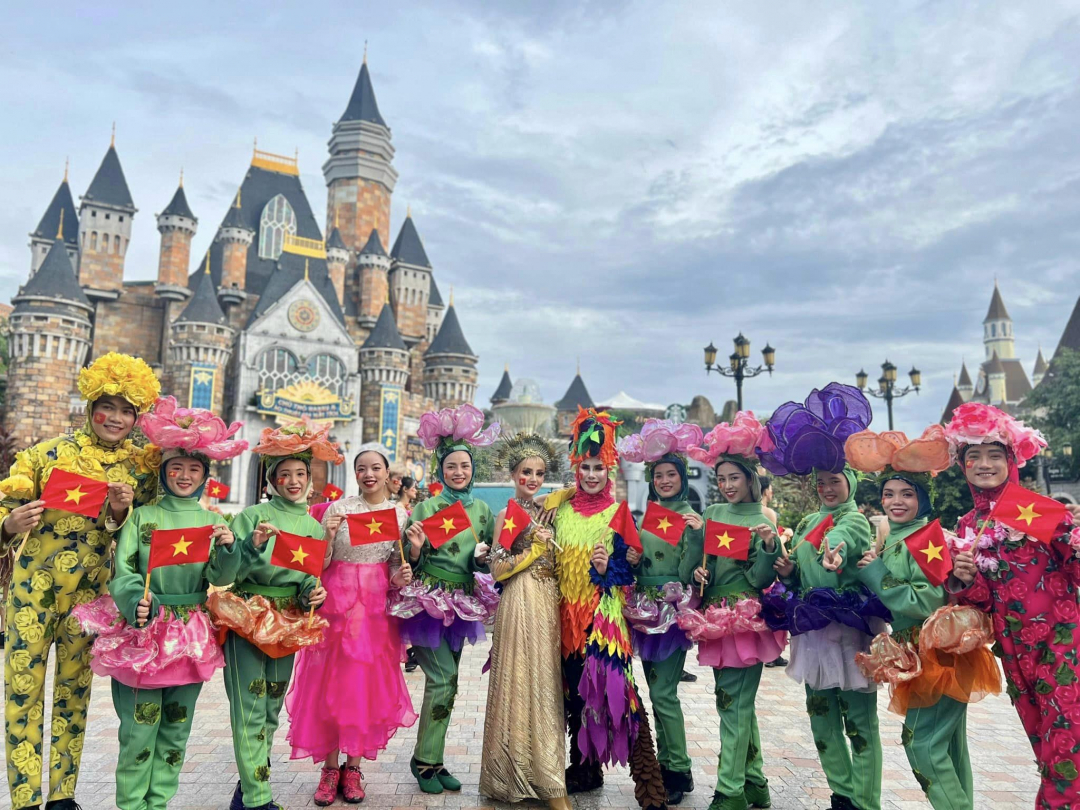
[392, 404, 500, 794]
[552, 407, 668, 809]
[618, 418, 704, 805]
[680, 412, 785, 810]
[944, 403, 1078, 809]
[846, 424, 1000, 810]
[757, 384, 888, 810]
[0, 352, 160, 810]
[481, 432, 570, 810]
[210, 417, 340, 810]
[73, 395, 248, 810]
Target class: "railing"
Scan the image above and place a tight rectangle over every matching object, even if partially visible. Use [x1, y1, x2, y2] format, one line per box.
[282, 233, 326, 258]
[251, 148, 299, 176]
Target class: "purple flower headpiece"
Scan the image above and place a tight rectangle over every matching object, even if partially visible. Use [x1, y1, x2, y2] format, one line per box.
[617, 419, 704, 464]
[416, 403, 501, 455]
[758, 382, 872, 476]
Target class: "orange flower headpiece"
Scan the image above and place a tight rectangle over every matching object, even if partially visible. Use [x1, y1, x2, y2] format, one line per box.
[250, 416, 344, 467]
[568, 407, 622, 468]
[844, 424, 951, 491]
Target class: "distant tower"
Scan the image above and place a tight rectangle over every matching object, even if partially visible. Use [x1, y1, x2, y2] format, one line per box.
[166, 264, 235, 414]
[389, 212, 432, 343]
[427, 277, 446, 343]
[423, 301, 478, 407]
[216, 191, 253, 310]
[986, 351, 1007, 405]
[983, 282, 1014, 360]
[325, 224, 350, 307]
[354, 229, 390, 329]
[359, 303, 410, 452]
[155, 175, 197, 296]
[77, 135, 136, 300]
[554, 365, 596, 436]
[4, 238, 94, 444]
[29, 165, 79, 275]
[490, 365, 513, 407]
[956, 360, 973, 402]
[1033, 347, 1049, 388]
[323, 57, 398, 293]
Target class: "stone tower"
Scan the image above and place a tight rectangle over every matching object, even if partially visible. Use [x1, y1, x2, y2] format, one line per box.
[155, 177, 197, 291]
[426, 277, 446, 344]
[423, 302, 478, 407]
[77, 138, 136, 300]
[325, 225, 349, 307]
[359, 303, 410, 454]
[216, 192, 253, 314]
[355, 229, 390, 330]
[29, 168, 79, 275]
[166, 265, 235, 414]
[986, 351, 1007, 405]
[389, 212, 432, 343]
[983, 282, 1014, 361]
[4, 238, 94, 445]
[324, 57, 398, 323]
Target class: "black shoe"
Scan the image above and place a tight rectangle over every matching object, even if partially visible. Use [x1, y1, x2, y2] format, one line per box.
[763, 656, 787, 668]
[405, 647, 418, 673]
[229, 780, 244, 810]
[45, 802, 83, 810]
[661, 767, 695, 805]
[565, 763, 604, 794]
[830, 795, 857, 810]
[679, 669, 697, 682]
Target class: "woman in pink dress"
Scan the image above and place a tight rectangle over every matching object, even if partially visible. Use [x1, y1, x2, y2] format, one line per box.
[287, 443, 417, 805]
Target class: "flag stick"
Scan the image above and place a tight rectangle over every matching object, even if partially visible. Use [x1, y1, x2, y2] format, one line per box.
[700, 550, 708, 597]
[398, 536, 407, 566]
[140, 569, 152, 627]
[308, 577, 321, 628]
[12, 530, 31, 560]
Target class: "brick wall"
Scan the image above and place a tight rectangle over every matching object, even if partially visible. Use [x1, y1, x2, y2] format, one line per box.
[327, 179, 391, 257]
[91, 288, 165, 363]
[221, 241, 247, 291]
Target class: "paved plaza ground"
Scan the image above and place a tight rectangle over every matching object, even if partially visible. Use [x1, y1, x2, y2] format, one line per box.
[3, 641, 1037, 809]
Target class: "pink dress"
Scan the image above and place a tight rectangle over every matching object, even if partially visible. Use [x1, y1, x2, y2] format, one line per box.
[286, 496, 417, 762]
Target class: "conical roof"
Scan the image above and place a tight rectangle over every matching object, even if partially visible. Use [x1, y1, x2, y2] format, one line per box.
[362, 302, 407, 350]
[390, 215, 431, 268]
[161, 184, 195, 220]
[16, 239, 90, 307]
[83, 145, 134, 209]
[425, 304, 474, 357]
[359, 228, 387, 257]
[491, 367, 512, 403]
[984, 282, 1010, 323]
[429, 276, 444, 307]
[32, 180, 79, 246]
[957, 361, 973, 387]
[1055, 297, 1080, 356]
[176, 267, 227, 325]
[555, 373, 594, 411]
[1034, 348, 1049, 375]
[339, 61, 386, 127]
[986, 350, 1006, 375]
[327, 226, 348, 251]
[941, 385, 965, 424]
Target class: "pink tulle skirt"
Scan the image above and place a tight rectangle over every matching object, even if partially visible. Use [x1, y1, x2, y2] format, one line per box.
[286, 559, 417, 763]
[73, 595, 224, 688]
[677, 595, 788, 669]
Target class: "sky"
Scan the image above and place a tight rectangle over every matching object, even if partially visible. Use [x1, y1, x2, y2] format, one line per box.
[3, 1, 1080, 434]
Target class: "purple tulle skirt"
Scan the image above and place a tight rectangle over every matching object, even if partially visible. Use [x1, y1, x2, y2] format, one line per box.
[388, 572, 499, 652]
[760, 583, 892, 636]
[73, 594, 224, 688]
[624, 581, 695, 662]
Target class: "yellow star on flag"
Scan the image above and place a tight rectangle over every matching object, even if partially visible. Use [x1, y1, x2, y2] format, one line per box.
[193, 371, 213, 386]
[656, 517, 673, 534]
[172, 536, 192, 557]
[440, 518, 456, 533]
[1016, 503, 1041, 527]
[365, 518, 383, 534]
[64, 486, 86, 505]
[921, 541, 944, 563]
[210, 486, 221, 496]
[291, 546, 309, 566]
[716, 532, 734, 549]
[503, 516, 517, 534]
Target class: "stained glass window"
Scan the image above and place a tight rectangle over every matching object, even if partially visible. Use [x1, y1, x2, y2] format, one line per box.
[258, 194, 297, 260]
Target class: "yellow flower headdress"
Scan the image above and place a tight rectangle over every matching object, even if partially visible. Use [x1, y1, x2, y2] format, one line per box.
[78, 352, 161, 414]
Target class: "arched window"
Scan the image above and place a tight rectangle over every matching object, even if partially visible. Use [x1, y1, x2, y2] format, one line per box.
[307, 353, 347, 396]
[114, 235, 122, 254]
[991, 323, 997, 337]
[258, 194, 297, 260]
[90, 232, 98, 250]
[257, 347, 299, 393]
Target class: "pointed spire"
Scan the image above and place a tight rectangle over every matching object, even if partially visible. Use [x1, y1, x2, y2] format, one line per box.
[32, 177, 79, 246]
[491, 366, 513, 404]
[161, 183, 195, 221]
[941, 385, 965, 424]
[425, 304, 475, 358]
[326, 226, 348, 251]
[957, 360, 972, 387]
[555, 370, 595, 411]
[176, 265, 227, 325]
[179, 167, 184, 187]
[56, 209, 64, 240]
[986, 350, 1006, 375]
[339, 59, 386, 126]
[391, 214, 431, 268]
[984, 281, 1011, 323]
[449, 285, 454, 306]
[1034, 346, 1049, 375]
[111, 121, 116, 147]
[16, 239, 90, 307]
[363, 40, 368, 64]
[362, 302, 407, 350]
[304, 258, 310, 282]
[63, 157, 69, 183]
[1053, 295, 1080, 356]
[428, 277, 444, 307]
[204, 253, 211, 275]
[84, 141, 134, 210]
[359, 228, 387, 257]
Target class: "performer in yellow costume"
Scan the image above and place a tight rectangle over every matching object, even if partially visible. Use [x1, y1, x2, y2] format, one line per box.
[0, 353, 161, 810]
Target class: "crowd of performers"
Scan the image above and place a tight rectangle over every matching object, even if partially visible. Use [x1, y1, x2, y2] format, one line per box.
[1, 353, 1078, 810]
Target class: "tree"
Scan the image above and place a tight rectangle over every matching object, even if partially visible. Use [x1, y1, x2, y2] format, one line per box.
[932, 464, 974, 532]
[1025, 347, 1080, 481]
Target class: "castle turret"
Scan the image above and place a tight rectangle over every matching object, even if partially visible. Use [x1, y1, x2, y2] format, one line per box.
[956, 360, 973, 401]
[166, 263, 234, 413]
[986, 351, 1007, 405]
[355, 228, 390, 328]
[1033, 347, 1049, 388]
[29, 166, 79, 275]
[389, 212, 432, 343]
[359, 302, 410, 451]
[326, 225, 349, 306]
[491, 365, 513, 406]
[427, 277, 446, 344]
[4, 239, 94, 444]
[423, 301, 478, 407]
[155, 176, 197, 299]
[216, 191, 253, 309]
[554, 366, 595, 436]
[983, 282, 1014, 361]
[77, 136, 136, 300]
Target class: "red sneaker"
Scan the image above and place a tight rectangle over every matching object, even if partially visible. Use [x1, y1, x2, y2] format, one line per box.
[314, 764, 341, 806]
[342, 765, 366, 803]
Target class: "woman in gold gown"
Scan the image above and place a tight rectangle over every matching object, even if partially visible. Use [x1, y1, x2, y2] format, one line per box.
[481, 434, 571, 810]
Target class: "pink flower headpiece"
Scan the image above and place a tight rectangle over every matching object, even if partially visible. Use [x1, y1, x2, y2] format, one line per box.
[617, 419, 704, 464]
[138, 396, 248, 461]
[250, 416, 344, 465]
[687, 411, 775, 467]
[944, 402, 1046, 467]
[416, 403, 501, 453]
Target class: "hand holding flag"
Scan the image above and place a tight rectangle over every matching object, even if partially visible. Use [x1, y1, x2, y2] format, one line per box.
[990, 482, 1069, 543]
[40, 469, 110, 519]
[608, 501, 642, 552]
[903, 519, 953, 586]
[418, 500, 473, 549]
[642, 502, 687, 546]
[498, 499, 532, 551]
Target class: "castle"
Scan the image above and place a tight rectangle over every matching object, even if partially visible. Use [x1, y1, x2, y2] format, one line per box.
[3, 57, 480, 503]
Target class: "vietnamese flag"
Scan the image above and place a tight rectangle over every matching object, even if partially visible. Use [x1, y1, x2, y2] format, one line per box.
[609, 501, 643, 552]
[321, 483, 344, 501]
[148, 526, 214, 571]
[346, 508, 400, 546]
[419, 500, 472, 549]
[704, 521, 752, 561]
[991, 481, 1069, 543]
[270, 530, 327, 577]
[802, 513, 835, 551]
[498, 499, 532, 551]
[206, 479, 230, 500]
[642, 502, 687, 546]
[904, 519, 952, 586]
[40, 469, 110, 519]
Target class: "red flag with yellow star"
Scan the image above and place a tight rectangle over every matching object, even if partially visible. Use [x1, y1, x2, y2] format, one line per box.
[206, 479, 230, 500]
[148, 526, 214, 571]
[497, 499, 532, 551]
[990, 481, 1068, 543]
[40, 469, 110, 519]
[608, 501, 643, 552]
[642, 502, 687, 547]
[704, 521, 751, 561]
[419, 500, 471, 549]
[802, 513, 834, 551]
[904, 519, 952, 586]
[346, 509, 400, 546]
[269, 530, 327, 577]
[321, 483, 344, 501]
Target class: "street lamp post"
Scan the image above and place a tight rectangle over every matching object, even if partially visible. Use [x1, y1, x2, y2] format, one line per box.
[855, 360, 920, 430]
[704, 334, 776, 411]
